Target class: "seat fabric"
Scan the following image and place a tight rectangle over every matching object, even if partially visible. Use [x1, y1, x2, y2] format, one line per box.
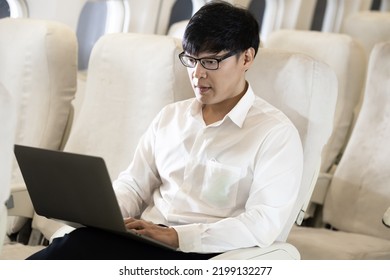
[288, 41, 390, 260]
[0, 18, 77, 236]
[213, 47, 338, 259]
[266, 29, 366, 173]
[288, 226, 390, 260]
[247, 48, 338, 241]
[342, 11, 390, 58]
[0, 83, 17, 253]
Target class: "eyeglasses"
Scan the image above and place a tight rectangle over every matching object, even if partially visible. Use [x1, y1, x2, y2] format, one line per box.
[178, 51, 237, 70]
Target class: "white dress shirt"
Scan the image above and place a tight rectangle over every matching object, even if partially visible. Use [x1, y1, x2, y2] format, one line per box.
[113, 85, 303, 253]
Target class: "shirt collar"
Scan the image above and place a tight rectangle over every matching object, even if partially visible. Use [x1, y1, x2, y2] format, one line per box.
[227, 84, 255, 128]
[189, 83, 256, 128]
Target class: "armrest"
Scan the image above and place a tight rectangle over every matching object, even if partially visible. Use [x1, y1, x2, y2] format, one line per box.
[31, 214, 76, 242]
[210, 242, 300, 260]
[49, 224, 76, 243]
[310, 172, 333, 205]
[6, 183, 34, 218]
[301, 172, 333, 221]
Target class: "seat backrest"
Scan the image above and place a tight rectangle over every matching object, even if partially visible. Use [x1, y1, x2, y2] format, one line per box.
[0, 17, 77, 186]
[322, 41, 390, 241]
[0, 18, 77, 236]
[342, 11, 390, 59]
[266, 29, 366, 173]
[0, 83, 17, 252]
[63, 32, 194, 180]
[341, 11, 390, 124]
[247, 48, 338, 240]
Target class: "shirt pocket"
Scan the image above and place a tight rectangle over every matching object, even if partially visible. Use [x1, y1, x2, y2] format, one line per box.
[200, 158, 241, 209]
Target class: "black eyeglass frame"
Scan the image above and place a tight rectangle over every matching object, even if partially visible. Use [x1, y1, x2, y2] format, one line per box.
[178, 50, 238, 70]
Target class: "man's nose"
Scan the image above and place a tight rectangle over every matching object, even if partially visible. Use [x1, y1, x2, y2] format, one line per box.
[193, 62, 206, 79]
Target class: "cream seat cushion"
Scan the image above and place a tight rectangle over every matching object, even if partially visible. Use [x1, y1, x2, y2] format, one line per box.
[0, 18, 77, 234]
[247, 48, 337, 241]
[289, 226, 390, 260]
[342, 11, 390, 57]
[0, 83, 17, 253]
[266, 30, 366, 173]
[63, 32, 193, 179]
[288, 42, 390, 260]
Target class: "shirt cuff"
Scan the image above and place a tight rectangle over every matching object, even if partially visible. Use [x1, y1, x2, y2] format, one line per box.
[172, 223, 205, 252]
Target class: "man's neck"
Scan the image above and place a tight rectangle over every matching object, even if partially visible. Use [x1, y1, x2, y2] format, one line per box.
[202, 82, 248, 125]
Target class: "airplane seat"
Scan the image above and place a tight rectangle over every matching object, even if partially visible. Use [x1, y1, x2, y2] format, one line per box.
[341, 11, 390, 62]
[265, 29, 367, 222]
[0, 83, 17, 254]
[287, 41, 390, 259]
[340, 10, 390, 139]
[0, 32, 194, 259]
[0, 17, 77, 255]
[63, 32, 193, 182]
[167, 19, 188, 39]
[212, 48, 338, 259]
[69, 0, 130, 147]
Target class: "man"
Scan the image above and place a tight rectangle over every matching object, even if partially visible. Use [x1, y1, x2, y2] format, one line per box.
[27, 1, 303, 260]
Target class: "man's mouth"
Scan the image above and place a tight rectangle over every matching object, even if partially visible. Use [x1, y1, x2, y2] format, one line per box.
[196, 85, 211, 93]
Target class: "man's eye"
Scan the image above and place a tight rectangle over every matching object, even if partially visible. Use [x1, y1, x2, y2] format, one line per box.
[186, 57, 196, 64]
[202, 59, 217, 66]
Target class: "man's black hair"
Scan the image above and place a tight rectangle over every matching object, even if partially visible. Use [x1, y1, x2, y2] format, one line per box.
[182, 1, 260, 57]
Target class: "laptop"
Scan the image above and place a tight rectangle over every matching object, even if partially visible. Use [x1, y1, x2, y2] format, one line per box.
[14, 144, 177, 251]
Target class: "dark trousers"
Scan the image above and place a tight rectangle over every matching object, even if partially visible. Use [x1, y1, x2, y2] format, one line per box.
[26, 227, 219, 260]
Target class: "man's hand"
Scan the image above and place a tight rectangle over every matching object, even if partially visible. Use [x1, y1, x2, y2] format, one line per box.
[124, 218, 179, 249]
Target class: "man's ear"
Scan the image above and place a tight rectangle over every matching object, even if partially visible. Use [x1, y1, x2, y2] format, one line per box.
[243, 47, 255, 71]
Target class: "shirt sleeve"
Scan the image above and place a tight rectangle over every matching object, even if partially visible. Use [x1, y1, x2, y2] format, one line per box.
[113, 112, 162, 218]
[173, 124, 303, 253]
